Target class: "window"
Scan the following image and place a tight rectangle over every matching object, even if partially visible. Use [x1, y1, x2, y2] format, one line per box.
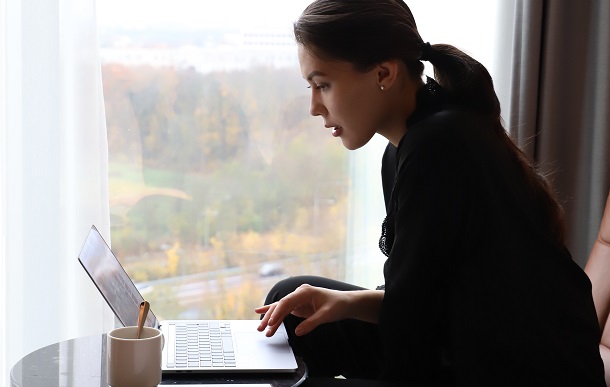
[98, 0, 351, 321]
[96, 0, 503, 322]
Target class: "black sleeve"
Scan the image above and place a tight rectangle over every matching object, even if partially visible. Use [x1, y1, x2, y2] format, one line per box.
[381, 142, 398, 212]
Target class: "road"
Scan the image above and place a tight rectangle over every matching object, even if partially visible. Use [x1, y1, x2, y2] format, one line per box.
[134, 256, 339, 319]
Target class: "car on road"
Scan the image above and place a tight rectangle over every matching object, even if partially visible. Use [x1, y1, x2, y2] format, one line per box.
[258, 262, 284, 277]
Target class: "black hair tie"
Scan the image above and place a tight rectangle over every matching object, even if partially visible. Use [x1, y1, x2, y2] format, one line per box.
[419, 42, 434, 62]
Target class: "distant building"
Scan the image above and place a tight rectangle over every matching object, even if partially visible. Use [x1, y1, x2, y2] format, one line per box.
[99, 29, 299, 73]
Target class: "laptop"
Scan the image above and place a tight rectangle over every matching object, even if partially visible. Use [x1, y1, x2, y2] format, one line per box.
[78, 225, 298, 374]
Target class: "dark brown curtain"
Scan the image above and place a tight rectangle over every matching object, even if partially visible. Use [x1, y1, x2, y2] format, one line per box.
[505, 0, 610, 267]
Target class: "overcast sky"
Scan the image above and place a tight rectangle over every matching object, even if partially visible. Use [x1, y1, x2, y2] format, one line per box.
[96, 0, 500, 74]
[96, 0, 313, 30]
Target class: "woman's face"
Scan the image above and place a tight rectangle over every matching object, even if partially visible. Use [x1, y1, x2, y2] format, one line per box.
[298, 45, 389, 150]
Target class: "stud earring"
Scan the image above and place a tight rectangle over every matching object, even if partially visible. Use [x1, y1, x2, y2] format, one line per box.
[380, 85, 385, 91]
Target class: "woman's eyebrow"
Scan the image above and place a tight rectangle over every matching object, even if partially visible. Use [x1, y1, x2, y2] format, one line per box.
[306, 70, 327, 81]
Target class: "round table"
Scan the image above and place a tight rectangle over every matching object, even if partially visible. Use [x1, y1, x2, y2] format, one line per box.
[10, 333, 308, 387]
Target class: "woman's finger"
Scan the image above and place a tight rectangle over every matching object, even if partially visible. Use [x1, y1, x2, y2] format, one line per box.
[256, 284, 320, 337]
[264, 321, 283, 337]
[265, 295, 296, 326]
[293, 306, 329, 336]
[261, 292, 307, 336]
[254, 304, 271, 314]
[257, 303, 276, 332]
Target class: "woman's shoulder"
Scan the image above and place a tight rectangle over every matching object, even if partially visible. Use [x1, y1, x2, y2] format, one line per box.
[406, 106, 485, 144]
[396, 106, 488, 166]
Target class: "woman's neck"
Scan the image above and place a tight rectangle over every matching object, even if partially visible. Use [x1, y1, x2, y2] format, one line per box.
[378, 76, 425, 146]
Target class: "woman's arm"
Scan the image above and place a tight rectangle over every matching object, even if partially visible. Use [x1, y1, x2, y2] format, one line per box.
[584, 191, 610, 331]
[584, 191, 610, 385]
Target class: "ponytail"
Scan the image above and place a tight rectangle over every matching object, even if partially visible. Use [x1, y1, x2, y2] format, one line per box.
[420, 42, 566, 244]
[419, 42, 501, 121]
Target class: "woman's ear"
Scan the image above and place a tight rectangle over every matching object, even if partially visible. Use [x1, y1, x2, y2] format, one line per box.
[377, 60, 400, 90]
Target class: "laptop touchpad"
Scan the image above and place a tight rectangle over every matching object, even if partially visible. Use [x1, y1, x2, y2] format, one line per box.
[234, 332, 292, 355]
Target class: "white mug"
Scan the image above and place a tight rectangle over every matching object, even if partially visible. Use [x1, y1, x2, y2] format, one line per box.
[107, 326, 165, 387]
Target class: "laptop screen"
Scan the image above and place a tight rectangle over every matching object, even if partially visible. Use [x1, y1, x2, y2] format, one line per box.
[78, 225, 158, 328]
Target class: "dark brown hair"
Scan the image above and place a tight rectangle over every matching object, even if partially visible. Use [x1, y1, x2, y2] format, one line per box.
[294, 0, 566, 243]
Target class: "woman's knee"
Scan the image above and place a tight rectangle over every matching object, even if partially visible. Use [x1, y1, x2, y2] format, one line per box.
[263, 276, 311, 305]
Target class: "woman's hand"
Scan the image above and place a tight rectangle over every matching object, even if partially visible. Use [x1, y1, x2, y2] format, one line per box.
[586, 190, 610, 330]
[255, 285, 384, 337]
[255, 284, 350, 337]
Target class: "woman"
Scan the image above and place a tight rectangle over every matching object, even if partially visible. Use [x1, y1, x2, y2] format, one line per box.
[255, 1, 606, 385]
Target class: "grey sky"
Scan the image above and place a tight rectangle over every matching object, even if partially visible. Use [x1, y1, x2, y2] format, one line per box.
[97, 0, 313, 30]
[96, 0, 500, 78]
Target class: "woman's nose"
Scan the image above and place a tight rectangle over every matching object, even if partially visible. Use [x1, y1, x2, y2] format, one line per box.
[309, 93, 326, 117]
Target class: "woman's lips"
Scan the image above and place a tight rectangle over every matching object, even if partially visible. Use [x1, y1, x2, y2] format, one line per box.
[332, 126, 342, 137]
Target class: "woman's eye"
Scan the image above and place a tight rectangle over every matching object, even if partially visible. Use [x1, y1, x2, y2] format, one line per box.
[308, 84, 328, 91]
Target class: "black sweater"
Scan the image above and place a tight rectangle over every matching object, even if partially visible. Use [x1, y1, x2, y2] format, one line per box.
[377, 80, 605, 385]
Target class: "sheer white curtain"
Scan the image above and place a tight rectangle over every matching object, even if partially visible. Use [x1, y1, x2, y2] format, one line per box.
[0, 0, 113, 382]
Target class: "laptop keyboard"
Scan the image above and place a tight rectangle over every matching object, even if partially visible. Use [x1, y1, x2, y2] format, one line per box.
[166, 321, 236, 368]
